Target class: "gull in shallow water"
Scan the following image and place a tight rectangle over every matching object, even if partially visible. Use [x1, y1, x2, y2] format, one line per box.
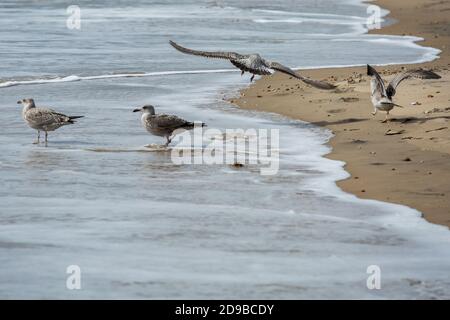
[17, 98, 84, 144]
[169, 40, 336, 89]
[367, 65, 441, 122]
[133, 105, 205, 146]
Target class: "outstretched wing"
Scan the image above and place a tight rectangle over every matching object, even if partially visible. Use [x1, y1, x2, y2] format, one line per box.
[25, 108, 71, 127]
[169, 40, 243, 60]
[367, 64, 387, 97]
[386, 69, 441, 97]
[270, 62, 336, 90]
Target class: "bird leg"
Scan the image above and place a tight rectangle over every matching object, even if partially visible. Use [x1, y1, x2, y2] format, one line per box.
[250, 74, 255, 82]
[241, 70, 245, 76]
[371, 109, 377, 116]
[44, 131, 48, 145]
[33, 131, 40, 144]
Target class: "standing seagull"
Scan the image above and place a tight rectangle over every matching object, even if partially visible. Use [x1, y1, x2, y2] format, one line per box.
[169, 40, 336, 89]
[17, 98, 84, 144]
[133, 105, 205, 146]
[367, 65, 441, 122]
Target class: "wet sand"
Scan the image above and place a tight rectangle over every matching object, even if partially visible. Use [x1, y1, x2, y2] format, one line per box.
[232, 0, 450, 227]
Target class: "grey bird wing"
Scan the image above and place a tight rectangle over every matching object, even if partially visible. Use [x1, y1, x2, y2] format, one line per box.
[25, 108, 72, 127]
[169, 40, 243, 60]
[367, 64, 387, 97]
[270, 62, 336, 90]
[386, 69, 441, 97]
[151, 114, 194, 131]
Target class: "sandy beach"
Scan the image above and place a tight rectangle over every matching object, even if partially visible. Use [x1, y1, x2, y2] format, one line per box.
[232, 0, 450, 227]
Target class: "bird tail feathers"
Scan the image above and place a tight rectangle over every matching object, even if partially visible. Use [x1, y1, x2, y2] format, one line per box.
[69, 116, 84, 120]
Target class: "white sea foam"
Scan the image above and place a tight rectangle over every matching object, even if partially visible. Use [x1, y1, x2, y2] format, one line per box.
[252, 8, 368, 20]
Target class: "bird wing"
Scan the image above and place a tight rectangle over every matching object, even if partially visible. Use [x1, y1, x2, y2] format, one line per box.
[169, 40, 243, 60]
[25, 108, 71, 127]
[367, 64, 387, 97]
[151, 114, 193, 130]
[387, 69, 441, 96]
[270, 61, 336, 90]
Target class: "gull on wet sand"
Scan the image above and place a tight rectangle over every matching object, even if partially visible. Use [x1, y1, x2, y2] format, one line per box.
[17, 98, 84, 144]
[367, 64, 441, 122]
[133, 105, 205, 147]
[169, 40, 336, 89]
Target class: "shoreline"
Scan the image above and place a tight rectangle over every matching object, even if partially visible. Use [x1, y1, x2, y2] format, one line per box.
[232, 0, 450, 227]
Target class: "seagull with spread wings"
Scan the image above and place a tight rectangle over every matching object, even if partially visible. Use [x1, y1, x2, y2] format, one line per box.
[169, 40, 336, 90]
[367, 65, 441, 122]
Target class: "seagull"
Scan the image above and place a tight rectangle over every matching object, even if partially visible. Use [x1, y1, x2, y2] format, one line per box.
[169, 40, 336, 90]
[367, 65, 441, 122]
[17, 98, 84, 144]
[133, 105, 205, 146]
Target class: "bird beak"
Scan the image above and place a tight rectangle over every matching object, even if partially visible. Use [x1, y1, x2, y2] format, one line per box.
[17, 100, 22, 104]
[133, 108, 142, 113]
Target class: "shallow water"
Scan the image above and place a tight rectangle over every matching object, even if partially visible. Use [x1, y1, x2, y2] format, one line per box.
[0, 0, 449, 299]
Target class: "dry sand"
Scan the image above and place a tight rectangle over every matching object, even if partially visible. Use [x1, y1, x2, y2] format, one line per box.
[232, 0, 450, 227]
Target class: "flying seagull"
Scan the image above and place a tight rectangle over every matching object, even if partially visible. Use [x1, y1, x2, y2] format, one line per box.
[17, 98, 84, 144]
[169, 40, 336, 90]
[133, 105, 205, 146]
[367, 65, 441, 122]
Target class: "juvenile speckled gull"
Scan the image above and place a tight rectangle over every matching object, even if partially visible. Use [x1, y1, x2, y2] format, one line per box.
[169, 40, 336, 89]
[17, 98, 84, 144]
[367, 65, 441, 122]
[133, 105, 205, 146]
